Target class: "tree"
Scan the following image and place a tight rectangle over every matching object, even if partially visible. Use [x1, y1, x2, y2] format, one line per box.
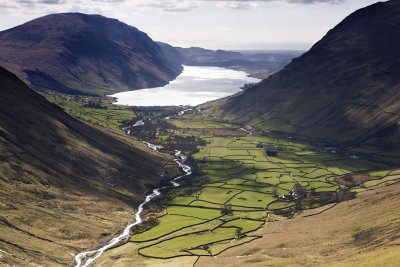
[294, 197, 303, 211]
[221, 203, 232, 215]
[307, 188, 316, 205]
[336, 188, 356, 203]
[294, 183, 307, 198]
[201, 244, 211, 255]
[234, 228, 243, 239]
[272, 188, 278, 198]
[293, 183, 307, 211]
[201, 244, 209, 250]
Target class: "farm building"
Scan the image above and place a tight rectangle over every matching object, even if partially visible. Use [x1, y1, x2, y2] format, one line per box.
[266, 150, 278, 156]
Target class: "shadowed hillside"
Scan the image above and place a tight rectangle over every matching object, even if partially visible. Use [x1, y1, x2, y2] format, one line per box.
[0, 67, 169, 266]
[215, 0, 400, 147]
[0, 13, 182, 96]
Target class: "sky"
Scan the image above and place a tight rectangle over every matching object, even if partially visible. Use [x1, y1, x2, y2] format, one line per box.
[0, 0, 382, 50]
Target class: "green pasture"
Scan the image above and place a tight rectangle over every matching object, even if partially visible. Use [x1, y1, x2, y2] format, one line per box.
[167, 206, 221, 220]
[228, 191, 276, 209]
[126, 113, 396, 260]
[197, 187, 241, 204]
[139, 227, 238, 258]
[221, 218, 265, 233]
[207, 236, 260, 255]
[42, 93, 134, 130]
[131, 215, 205, 242]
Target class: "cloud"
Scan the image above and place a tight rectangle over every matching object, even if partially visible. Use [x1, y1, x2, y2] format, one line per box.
[141, 0, 199, 12]
[2, 0, 346, 16]
[14, 0, 66, 7]
[92, 0, 126, 2]
[284, 0, 344, 3]
[210, 0, 345, 9]
[216, 1, 258, 9]
[135, 0, 345, 12]
[38, 0, 65, 4]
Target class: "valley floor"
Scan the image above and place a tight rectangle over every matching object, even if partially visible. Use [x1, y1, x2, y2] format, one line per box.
[93, 111, 400, 267]
[3, 98, 398, 266]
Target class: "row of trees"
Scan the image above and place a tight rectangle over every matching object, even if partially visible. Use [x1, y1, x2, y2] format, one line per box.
[274, 183, 356, 217]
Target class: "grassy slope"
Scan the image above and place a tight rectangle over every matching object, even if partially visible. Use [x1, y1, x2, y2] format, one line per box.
[0, 67, 170, 266]
[196, 182, 400, 267]
[42, 92, 136, 131]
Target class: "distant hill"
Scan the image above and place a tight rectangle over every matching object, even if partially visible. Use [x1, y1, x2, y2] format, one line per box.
[0, 67, 168, 265]
[158, 42, 301, 79]
[0, 13, 182, 95]
[213, 0, 400, 147]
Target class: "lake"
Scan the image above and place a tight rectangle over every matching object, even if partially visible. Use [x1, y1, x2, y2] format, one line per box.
[110, 66, 260, 106]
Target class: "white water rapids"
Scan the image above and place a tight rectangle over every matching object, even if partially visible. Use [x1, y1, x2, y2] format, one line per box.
[73, 143, 192, 267]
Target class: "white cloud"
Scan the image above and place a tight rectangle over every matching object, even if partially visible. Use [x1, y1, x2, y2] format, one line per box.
[216, 1, 258, 9]
[212, 0, 344, 3]
[0, 0, 377, 50]
[4, 0, 346, 14]
[287, 0, 344, 3]
[6, 0, 201, 12]
[139, 0, 200, 12]
[212, 0, 345, 9]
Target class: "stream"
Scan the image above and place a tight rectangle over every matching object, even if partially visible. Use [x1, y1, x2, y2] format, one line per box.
[73, 125, 192, 267]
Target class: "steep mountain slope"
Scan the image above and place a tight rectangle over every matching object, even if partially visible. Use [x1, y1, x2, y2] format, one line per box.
[215, 0, 400, 147]
[0, 67, 169, 266]
[0, 13, 182, 96]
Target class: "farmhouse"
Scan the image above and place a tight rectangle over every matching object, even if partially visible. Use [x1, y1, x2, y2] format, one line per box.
[253, 142, 264, 148]
[266, 150, 278, 156]
[323, 146, 338, 154]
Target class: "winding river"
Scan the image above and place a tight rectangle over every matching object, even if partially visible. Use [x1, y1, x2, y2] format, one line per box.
[73, 66, 258, 265]
[74, 135, 192, 267]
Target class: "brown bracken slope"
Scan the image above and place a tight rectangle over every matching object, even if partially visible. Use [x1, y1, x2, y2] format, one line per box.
[0, 66, 168, 266]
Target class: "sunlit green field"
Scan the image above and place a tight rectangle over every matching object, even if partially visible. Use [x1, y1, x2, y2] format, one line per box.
[84, 110, 395, 264]
[42, 92, 135, 130]
[118, 111, 400, 261]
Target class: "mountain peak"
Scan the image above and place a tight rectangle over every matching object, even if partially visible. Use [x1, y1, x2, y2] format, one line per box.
[219, 0, 400, 147]
[0, 12, 182, 95]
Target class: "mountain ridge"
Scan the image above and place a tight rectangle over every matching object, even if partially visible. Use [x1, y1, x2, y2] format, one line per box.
[158, 42, 300, 79]
[0, 66, 169, 266]
[211, 0, 400, 147]
[0, 13, 182, 96]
